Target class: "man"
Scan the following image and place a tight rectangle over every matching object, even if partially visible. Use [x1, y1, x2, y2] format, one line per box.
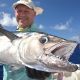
[13, 0, 43, 32]
[3, 0, 54, 80]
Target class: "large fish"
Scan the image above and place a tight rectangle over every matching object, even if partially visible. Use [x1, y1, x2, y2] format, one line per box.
[0, 24, 79, 72]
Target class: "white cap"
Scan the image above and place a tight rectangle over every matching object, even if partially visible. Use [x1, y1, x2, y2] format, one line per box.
[13, 0, 44, 15]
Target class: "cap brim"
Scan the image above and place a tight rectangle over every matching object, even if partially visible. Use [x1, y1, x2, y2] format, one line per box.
[13, 1, 44, 15]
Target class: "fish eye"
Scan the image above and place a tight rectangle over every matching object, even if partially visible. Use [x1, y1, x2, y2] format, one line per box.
[39, 36, 49, 44]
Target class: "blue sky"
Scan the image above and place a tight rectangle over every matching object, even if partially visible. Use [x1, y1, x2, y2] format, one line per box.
[0, 0, 80, 42]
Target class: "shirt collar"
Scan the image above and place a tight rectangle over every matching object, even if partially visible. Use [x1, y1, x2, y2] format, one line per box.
[17, 25, 32, 32]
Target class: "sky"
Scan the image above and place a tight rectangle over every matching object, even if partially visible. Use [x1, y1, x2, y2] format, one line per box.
[0, 0, 80, 43]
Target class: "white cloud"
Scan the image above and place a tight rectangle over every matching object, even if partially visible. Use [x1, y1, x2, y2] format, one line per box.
[0, 12, 17, 27]
[70, 35, 80, 43]
[54, 24, 68, 30]
[38, 24, 44, 29]
[53, 18, 72, 31]
[0, 3, 6, 7]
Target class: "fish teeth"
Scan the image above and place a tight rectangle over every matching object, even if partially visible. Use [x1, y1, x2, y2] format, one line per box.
[56, 56, 59, 58]
[48, 53, 66, 61]
[54, 55, 64, 61]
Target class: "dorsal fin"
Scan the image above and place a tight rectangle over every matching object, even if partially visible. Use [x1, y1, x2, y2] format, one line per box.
[0, 24, 19, 41]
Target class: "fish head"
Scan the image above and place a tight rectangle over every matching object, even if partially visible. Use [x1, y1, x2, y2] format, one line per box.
[18, 32, 78, 72]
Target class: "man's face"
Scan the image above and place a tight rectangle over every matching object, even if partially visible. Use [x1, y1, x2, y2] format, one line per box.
[14, 4, 36, 28]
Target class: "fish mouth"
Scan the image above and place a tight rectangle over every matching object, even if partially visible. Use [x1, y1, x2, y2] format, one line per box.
[48, 42, 77, 60]
[50, 45, 68, 61]
[43, 42, 78, 72]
